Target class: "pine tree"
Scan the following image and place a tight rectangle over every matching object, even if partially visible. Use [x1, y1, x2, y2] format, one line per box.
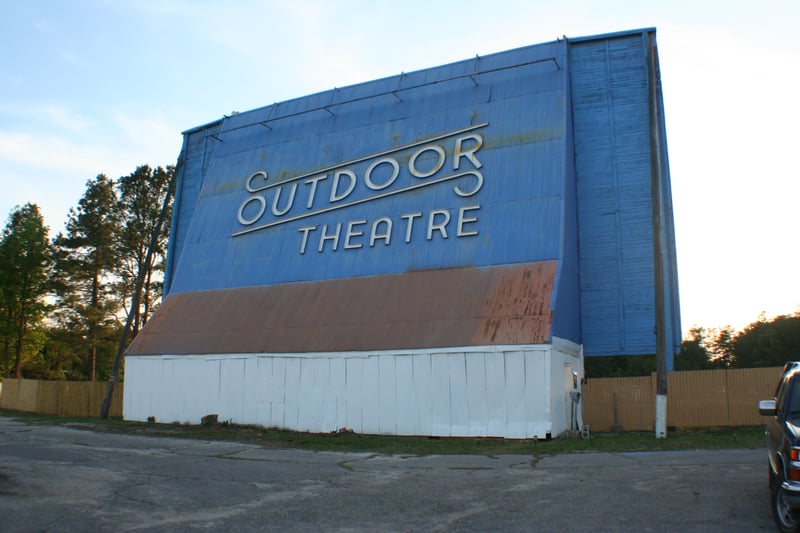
[52, 175, 121, 381]
[0, 204, 51, 378]
[114, 165, 173, 338]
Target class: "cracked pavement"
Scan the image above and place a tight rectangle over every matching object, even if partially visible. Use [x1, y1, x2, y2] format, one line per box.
[0, 414, 773, 532]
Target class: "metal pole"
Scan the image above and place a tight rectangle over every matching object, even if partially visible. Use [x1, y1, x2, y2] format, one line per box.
[100, 165, 178, 419]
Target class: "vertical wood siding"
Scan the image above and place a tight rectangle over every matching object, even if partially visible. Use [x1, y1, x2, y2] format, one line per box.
[582, 367, 783, 431]
[570, 31, 680, 357]
[0, 379, 124, 418]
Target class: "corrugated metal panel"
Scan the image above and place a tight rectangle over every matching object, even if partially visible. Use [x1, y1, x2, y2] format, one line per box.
[128, 261, 557, 356]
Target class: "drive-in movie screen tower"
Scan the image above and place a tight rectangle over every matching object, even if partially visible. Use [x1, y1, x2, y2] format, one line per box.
[124, 28, 680, 439]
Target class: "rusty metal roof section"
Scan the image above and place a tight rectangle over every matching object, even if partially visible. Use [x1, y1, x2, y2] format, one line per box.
[127, 261, 557, 356]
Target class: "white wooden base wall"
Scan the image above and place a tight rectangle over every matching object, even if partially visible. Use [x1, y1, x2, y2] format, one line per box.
[123, 340, 583, 439]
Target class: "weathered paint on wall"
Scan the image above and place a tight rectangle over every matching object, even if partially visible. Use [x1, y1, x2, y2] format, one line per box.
[129, 262, 556, 355]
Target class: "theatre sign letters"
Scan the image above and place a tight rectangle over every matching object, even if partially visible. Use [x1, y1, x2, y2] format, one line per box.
[234, 123, 488, 254]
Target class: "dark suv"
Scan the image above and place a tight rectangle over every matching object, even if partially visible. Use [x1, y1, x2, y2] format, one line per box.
[760, 362, 800, 532]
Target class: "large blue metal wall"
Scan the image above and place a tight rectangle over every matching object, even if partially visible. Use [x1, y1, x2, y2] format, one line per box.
[164, 120, 221, 290]
[163, 29, 680, 358]
[568, 30, 680, 357]
[165, 41, 570, 292]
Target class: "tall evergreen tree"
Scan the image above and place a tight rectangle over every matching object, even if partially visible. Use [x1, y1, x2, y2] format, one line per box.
[114, 165, 173, 338]
[53, 175, 122, 381]
[0, 204, 51, 378]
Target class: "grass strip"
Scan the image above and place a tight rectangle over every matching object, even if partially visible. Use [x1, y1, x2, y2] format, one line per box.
[1, 409, 765, 456]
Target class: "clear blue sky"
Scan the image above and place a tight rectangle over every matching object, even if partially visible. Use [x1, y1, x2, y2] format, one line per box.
[2, 0, 798, 335]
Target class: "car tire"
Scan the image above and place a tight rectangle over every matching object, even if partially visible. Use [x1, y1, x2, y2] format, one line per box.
[772, 471, 800, 533]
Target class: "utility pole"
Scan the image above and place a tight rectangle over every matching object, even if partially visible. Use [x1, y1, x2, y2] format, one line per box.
[646, 31, 669, 439]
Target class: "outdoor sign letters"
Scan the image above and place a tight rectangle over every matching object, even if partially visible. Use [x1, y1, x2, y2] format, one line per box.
[234, 123, 488, 254]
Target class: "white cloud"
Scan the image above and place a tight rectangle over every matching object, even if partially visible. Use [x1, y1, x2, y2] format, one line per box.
[39, 104, 96, 133]
[0, 131, 101, 174]
[0, 102, 95, 134]
[110, 112, 182, 161]
[0, 105, 184, 234]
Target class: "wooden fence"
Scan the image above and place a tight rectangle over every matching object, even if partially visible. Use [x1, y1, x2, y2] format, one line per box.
[0, 379, 123, 418]
[582, 366, 782, 431]
[0, 366, 784, 430]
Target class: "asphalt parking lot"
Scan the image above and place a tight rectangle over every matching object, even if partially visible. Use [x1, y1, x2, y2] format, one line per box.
[0, 414, 774, 532]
